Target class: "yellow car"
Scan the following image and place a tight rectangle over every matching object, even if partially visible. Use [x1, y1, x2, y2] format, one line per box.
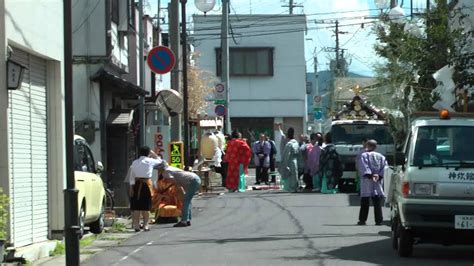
[74, 135, 106, 238]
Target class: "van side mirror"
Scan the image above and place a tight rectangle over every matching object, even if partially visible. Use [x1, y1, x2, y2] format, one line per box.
[395, 152, 406, 166]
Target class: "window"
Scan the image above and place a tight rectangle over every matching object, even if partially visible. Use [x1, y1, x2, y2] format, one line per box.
[128, 0, 136, 29]
[74, 141, 96, 173]
[216, 47, 274, 76]
[111, 0, 119, 24]
[411, 126, 474, 167]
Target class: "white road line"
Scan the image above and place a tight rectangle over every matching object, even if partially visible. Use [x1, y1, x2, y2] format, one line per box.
[113, 231, 169, 266]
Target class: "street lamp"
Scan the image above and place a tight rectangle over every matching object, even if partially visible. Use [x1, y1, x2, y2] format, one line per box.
[195, 0, 216, 14]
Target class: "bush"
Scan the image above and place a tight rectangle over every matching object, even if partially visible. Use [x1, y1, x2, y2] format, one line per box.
[0, 188, 9, 240]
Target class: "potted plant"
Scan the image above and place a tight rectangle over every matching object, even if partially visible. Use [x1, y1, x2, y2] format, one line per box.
[0, 188, 9, 262]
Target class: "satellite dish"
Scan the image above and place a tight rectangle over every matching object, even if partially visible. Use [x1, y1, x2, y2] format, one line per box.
[195, 0, 216, 13]
[155, 89, 183, 117]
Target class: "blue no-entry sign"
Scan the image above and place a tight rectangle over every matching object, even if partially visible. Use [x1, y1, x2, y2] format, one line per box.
[147, 46, 176, 75]
[215, 104, 226, 117]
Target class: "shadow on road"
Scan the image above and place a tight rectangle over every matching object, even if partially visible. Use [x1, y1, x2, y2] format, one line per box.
[325, 237, 474, 265]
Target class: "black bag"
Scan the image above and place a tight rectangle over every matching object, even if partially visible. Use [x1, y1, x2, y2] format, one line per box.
[270, 140, 277, 156]
[333, 152, 344, 178]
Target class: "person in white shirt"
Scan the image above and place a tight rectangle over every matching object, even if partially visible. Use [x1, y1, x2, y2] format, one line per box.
[157, 161, 201, 227]
[128, 146, 162, 231]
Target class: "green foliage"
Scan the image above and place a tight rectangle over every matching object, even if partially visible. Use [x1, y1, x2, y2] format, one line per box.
[49, 241, 65, 256]
[108, 222, 126, 233]
[0, 188, 9, 240]
[372, 0, 473, 142]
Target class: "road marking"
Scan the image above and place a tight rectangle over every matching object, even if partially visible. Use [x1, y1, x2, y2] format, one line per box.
[113, 231, 169, 266]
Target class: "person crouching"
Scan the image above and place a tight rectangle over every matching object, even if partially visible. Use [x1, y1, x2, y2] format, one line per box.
[157, 162, 202, 227]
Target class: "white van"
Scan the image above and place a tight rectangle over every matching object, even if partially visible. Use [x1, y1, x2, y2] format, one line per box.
[387, 111, 474, 257]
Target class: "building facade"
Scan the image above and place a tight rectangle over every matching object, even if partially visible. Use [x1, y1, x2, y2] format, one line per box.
[72, 0, 166, 210]
[193, 14, 308, 159]
[0, 0, 65, 248]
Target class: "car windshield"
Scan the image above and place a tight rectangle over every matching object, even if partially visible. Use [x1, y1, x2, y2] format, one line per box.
[331, 124, 394, 145]
[411, 126, 474, 167]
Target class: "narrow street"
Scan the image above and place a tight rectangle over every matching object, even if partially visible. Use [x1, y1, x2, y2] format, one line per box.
[83, 190, 474, 266]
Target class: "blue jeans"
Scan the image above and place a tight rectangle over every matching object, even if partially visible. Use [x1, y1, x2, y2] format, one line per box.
[182, 175, 201, 221]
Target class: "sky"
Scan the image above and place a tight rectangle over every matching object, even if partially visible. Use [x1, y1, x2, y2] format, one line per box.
[145, 0, 422, 77]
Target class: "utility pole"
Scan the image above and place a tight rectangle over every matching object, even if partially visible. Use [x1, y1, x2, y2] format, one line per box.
[169, 0, 182, 141]
[282, 0, 303, 14]
[333, 20, 347, 77]
[222, 0, 231, 134]
[63, 0, 80, 264]
[335, 20, 340, 75]
[139, 0, 145, 147]
[181, 0, 190, 167]
[314, 54, 322, 133]
[157, 0, 161, 45]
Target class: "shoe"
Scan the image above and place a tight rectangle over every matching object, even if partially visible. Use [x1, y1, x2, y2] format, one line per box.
[144, 227, 150, 231]
[134, 228, 141, 232]
[254, 182, 261, 185]
[173, 221, 188, 227]
[357, 221, 366, 225]
[186, 221, 191, 226]
[375, 222, 383, 226]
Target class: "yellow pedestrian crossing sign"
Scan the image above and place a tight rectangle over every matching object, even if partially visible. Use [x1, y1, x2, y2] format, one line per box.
[169, 142, 184, 169]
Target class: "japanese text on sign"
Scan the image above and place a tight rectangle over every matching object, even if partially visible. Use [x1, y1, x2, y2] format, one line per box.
[169, 142, 184, 169]
[154, 133, 164, 159]
[448, 172, 474, 181]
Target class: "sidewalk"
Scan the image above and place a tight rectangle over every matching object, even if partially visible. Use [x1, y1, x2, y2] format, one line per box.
[32, 218, 135, 266]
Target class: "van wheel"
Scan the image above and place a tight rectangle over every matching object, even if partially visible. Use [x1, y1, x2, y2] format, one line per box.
[90, 200, 105, 234]
[398, 226, 413, 257]
[391, 217, 399, 250]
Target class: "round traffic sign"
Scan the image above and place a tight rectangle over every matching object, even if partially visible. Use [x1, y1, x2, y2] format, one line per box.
[214, 104, 226, 116]
[147, 46, 176, 74]
[215, 83, 225, 93]
[313, 95, 322, 103]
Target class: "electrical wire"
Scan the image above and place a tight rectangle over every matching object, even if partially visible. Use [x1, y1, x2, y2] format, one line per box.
[72, 0, 101, 34]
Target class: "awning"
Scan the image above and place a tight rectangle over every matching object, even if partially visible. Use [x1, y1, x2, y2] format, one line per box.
[91, 68, 148, 96]
[106, 109, 134, 127]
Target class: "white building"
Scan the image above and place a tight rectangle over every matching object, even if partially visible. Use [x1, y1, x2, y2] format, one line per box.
[0, 0, 65, 249]
[192, 14, 307, 158]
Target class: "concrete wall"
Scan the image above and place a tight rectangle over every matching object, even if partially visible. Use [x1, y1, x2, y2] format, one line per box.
[193, 15, 307, 133]
[4, 0, 65, 239]
[72, 0, 107, 56]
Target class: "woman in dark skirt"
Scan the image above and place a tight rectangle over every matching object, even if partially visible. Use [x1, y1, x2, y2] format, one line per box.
[128, 146, 162, 231]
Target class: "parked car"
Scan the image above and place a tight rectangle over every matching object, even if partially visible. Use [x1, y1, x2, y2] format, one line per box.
[74, 135, 106, 238]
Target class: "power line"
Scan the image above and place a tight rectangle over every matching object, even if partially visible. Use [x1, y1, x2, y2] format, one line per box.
[72, 0, 101, 34]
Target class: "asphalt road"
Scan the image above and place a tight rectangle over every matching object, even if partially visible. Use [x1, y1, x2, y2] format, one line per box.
[83, 191, 474, 266]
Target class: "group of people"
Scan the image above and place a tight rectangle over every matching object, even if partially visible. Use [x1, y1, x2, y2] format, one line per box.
[278, 124, 343, 194]
[278, 124, 387, 225]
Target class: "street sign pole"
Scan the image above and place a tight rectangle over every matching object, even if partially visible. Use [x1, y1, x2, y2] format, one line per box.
[180, 0, 190, 168]
[222, 0, 231, 134]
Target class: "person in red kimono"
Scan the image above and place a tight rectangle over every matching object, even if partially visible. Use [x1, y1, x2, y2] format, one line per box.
[224, 130, 252, 192]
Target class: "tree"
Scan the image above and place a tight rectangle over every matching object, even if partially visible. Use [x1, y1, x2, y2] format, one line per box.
[187, 53, 215, 119]
[372, 0, 473, 141]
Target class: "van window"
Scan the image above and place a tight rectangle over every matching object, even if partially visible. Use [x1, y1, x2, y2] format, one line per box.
[331, 124, 394, 145]
[412, 126, 474, 166]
